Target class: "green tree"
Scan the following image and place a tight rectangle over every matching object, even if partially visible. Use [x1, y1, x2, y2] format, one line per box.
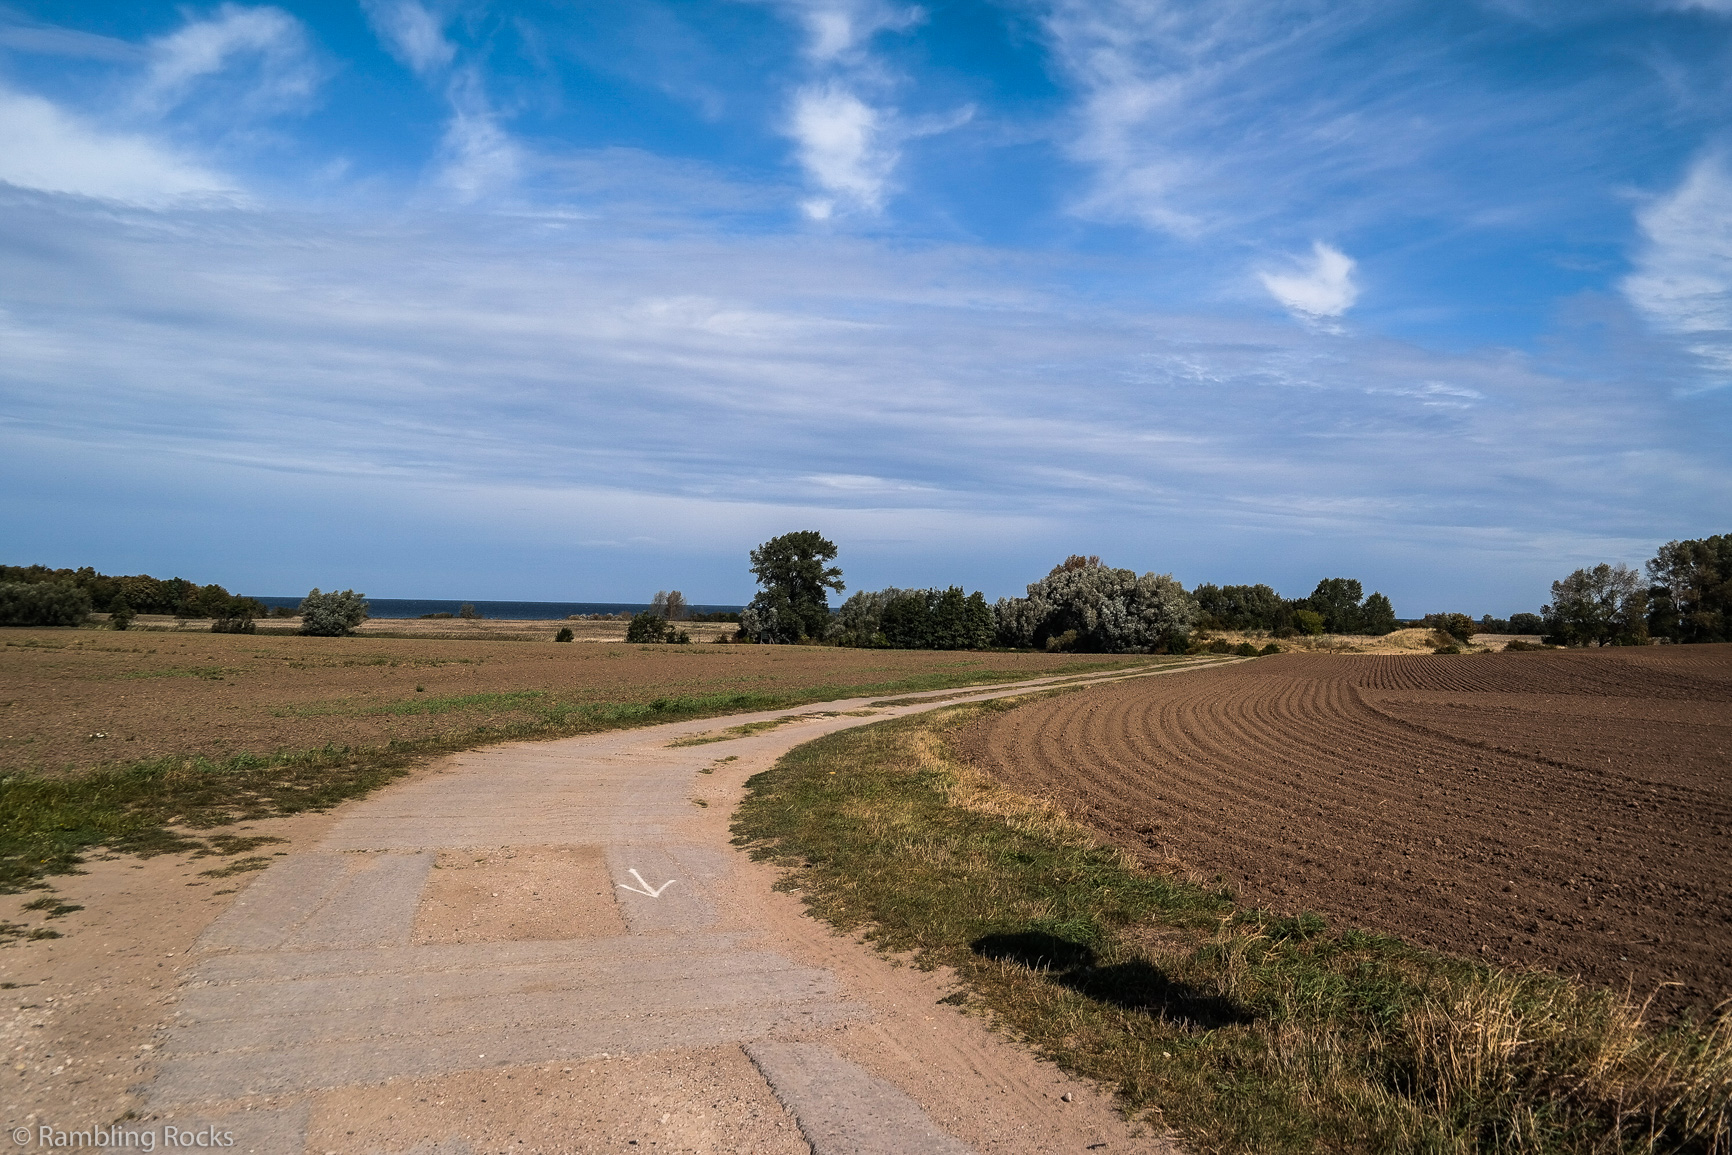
[741, 531, 844, 643]
[1359, 591, 1397, 635]
[1192, 583, 1292, 632]
[1646, 533, 1731, 643]
[0, 581, 92, 627]
[1292, 608, 1325, 636]
[994, 557, 1197, 653]
[298, 589, 369, 637]
[1304, 578, 1364, 634]
[1542, 564, 1649, 647]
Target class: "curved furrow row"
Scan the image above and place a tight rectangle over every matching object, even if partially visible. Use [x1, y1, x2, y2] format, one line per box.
[951, 646, 1732, 1020]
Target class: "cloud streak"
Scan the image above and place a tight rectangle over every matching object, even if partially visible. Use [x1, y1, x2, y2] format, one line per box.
[1623, 153, 1732, 383]
[1260, 241, 1359, 322]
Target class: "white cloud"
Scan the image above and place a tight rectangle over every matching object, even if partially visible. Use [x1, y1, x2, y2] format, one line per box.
[0, 86, 234, 203]
[433, 70, 522, 202]
[1260, 241, 1359, 320]
[786, 1, 925, 62]
[790, 84, 894, 216]
[136, 4, 317, 117]
[361, 0, 456, 77]
[1623, 154, 1732, 378]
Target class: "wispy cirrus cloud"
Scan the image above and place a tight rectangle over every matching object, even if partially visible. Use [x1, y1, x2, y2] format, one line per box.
[1623, 153, 1732, 383]
[361, 0, 521, 202]
[360, 0, 456, 77]
[778, 0, 971, 219]
[135, 3, 320, 119]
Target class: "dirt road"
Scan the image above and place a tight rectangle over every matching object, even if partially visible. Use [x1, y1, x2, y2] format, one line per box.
[5, 663, 1219, 1154]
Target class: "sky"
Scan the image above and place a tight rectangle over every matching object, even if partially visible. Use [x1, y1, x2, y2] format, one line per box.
[1, 1, 1729, 613]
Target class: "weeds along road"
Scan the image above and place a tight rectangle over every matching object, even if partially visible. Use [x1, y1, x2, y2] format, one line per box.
[117, 659, 1230, 1154]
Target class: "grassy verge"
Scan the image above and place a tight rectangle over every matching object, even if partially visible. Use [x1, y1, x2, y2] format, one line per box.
[731, 700, 1731, 1155]
[0, 660, 1145, 895]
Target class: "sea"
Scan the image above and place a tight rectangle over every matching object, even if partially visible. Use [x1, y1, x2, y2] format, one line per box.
[249, 597, 743, 620]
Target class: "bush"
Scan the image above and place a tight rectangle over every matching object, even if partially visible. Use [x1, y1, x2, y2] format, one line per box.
[1508, 611, 1543, 635]
[1424, 612, 1476, 643]
[555, 627, 574, 642]
[1504, 639, 1550, 652]
[109, 601, 135, 630]
[625, 612, 690, 644]
[297, 589, 368, 637]
[995, 557, 1197, 653]
[1234, 641, 1259, 656]
[458, 603, 480, 620]
[0, 581, 91, 627]
[1292, 609, 1325, 636]
[210, 617, 256, 634]
[1433, 641, 1462, 655]
[1260, 642, 1281, 655]
[626, 611, 669, 643]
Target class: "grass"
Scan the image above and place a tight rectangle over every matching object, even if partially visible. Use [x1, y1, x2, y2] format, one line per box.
[0, 661, 1144, 895]
[731, 700, 1732, 1155]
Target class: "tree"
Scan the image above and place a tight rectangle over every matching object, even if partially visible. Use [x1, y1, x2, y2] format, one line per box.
[458, 603, 480, 620]
[1542, 564, 1648, 647]
[1304, 578, 1364, 634]
[741, 531, 844, 644]
[865, 587, 995, 650]
[1360, 592, 1397, 635]
[1509, 612, 1543, 635]
[994, 558, 1197, 653]
[109, 598, 135, 631]
[1292, 608, 1325, 636]
[0, 581, 92, 627]
[650, 590, 690, 621]
[1192, 583, 1291, 632]
[1646, 534, 1731, 643]
[298, 589, 369, 637]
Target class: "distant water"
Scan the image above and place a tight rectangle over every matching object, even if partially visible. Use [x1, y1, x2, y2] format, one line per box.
[250, 597, 742, 620]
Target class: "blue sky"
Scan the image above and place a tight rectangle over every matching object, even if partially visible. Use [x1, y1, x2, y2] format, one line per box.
[1, 1, 1728, 613]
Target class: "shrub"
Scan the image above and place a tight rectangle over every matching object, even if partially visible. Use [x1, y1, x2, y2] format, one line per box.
[210, 616, 256, 634]
[1508, 611, 1543, 635]
[1424, 612, 1476, 643]
[1260, 642, 1281, 655]
[0, 581, 91, 627]
[1433, 641, 1462, 655]
[995, 557, 1197, 653]
[297, 589, 368, 637]
[109, 601, 135, 631]
[458, 603, 480, 620]
[625, 611, 672, 643]
[555, 627, 574, 642]
[1504, 639, 1549, 652]
[1234, 641, 1259, 656]
[1292, 609, 1325, 636]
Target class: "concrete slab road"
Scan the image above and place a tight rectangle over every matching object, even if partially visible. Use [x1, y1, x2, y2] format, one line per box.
[132, 665, 1201, 1154]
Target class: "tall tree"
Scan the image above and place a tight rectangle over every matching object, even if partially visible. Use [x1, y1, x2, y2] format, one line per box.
[741, 531, 844, 643]
[1646, 534, 1731, 643]
[1305, 578, 1365, 634]
[1542, 564, 1648, 646]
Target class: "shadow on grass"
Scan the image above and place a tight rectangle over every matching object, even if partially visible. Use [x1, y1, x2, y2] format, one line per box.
[972, 929, 1252, 1029]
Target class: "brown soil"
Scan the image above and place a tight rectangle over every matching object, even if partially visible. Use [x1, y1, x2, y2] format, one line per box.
[0, 628, 1129, 774]
[953, 645, 1732, 1020]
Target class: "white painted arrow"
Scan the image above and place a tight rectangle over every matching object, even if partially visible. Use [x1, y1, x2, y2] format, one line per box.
[616, 869, 677, 898]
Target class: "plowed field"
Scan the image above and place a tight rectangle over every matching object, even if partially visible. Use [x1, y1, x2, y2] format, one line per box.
[953, 645, 1732, 1019]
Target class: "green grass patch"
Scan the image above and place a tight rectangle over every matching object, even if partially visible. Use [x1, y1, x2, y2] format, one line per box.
[732, 702, 1732, 1155]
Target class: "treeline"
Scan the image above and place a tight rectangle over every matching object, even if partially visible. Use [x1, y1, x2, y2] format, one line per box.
[1192, 577, 1397, 637]
[0, 564, 265, 628]
[735, 537, 1393, 655]
[1537, 533, 1731, 647]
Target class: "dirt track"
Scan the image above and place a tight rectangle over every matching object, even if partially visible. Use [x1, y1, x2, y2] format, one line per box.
[954, 646, 1732, 1019]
